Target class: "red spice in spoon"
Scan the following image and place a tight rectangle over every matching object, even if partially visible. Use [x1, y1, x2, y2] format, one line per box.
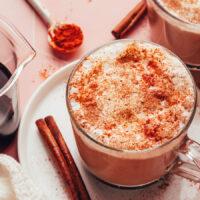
[48, 23, 84, 53]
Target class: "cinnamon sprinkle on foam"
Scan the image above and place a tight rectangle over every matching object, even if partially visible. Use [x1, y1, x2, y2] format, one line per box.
[68, 41, 195, 150]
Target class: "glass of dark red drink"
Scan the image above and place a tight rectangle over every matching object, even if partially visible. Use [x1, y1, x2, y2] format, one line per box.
[0, 17, 35, 143]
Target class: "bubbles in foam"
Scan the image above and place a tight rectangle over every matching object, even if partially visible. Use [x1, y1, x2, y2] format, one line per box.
[103, 63, 112, 74]
[70, 87, 78, 94]
[135, 74, 142, 81]
[70, 100, 80, 111]
[93, 129, 104, 136]
[89, 42, 128, 60]
[82, 60, 93, 71]
[134, 134, 142, 142]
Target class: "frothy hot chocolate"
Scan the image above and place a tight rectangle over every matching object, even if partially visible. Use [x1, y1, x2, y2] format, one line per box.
[159, 0, 200, 24]
[68, 41, 195, 151]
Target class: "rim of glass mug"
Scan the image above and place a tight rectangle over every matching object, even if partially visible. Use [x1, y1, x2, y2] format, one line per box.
[66, 39, 197, 154]
[0, 16, 36, 97]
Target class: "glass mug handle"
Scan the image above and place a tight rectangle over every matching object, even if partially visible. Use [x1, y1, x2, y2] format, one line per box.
[169, 138, 200, 183]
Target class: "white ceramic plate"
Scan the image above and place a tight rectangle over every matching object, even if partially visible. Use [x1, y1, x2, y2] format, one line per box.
[18, 61, 200, 200]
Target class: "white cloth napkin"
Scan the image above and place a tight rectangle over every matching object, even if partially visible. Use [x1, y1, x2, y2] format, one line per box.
[0, 154, 45, 200]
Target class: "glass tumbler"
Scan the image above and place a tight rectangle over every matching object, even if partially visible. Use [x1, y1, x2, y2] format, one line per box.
[0, 16, 35, 138]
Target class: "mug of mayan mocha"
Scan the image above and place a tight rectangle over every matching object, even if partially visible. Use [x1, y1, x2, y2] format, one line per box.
[147, 0, 200, 66]
[66, 39, 199, 187]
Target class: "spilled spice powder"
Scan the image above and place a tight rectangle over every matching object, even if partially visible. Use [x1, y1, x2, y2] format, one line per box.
[39, 65, 59, 80]
[39, 69, 49, 80]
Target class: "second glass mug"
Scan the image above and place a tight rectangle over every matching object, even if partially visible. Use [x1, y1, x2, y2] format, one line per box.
[0, 17, 35, 140]
[147, 0, 200, 66]
[66, 40, 200, 187]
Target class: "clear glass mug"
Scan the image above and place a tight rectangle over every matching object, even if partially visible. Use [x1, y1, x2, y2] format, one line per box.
[66, 40, 200, 187]
[147, 0, 200, 66]
[0, 17, 35, 139]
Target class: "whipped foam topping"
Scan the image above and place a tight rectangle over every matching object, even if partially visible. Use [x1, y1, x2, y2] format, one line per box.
[68, 41, 195, 151]
[158, 0, 200, 24]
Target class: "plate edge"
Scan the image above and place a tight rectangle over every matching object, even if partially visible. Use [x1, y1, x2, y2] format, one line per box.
[18, 60, 79, 165]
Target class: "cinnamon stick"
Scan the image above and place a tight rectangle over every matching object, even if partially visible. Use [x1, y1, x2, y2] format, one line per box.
[44, 116, 90, 200]
[111, 0, 147, 39]
[35, 119, 89, 200]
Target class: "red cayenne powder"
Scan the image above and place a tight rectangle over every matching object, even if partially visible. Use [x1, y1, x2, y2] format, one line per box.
[48, 23, 84, 53]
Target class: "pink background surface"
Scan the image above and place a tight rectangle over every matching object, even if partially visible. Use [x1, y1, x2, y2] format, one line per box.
[2, 0, 149, 160]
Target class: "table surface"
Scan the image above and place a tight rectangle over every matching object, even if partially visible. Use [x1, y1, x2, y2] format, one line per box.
[2, 0, 150, 160]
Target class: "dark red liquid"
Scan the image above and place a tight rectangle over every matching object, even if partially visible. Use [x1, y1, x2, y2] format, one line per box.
[0, 63, 17, 150]
[0, 63, 11, 88]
